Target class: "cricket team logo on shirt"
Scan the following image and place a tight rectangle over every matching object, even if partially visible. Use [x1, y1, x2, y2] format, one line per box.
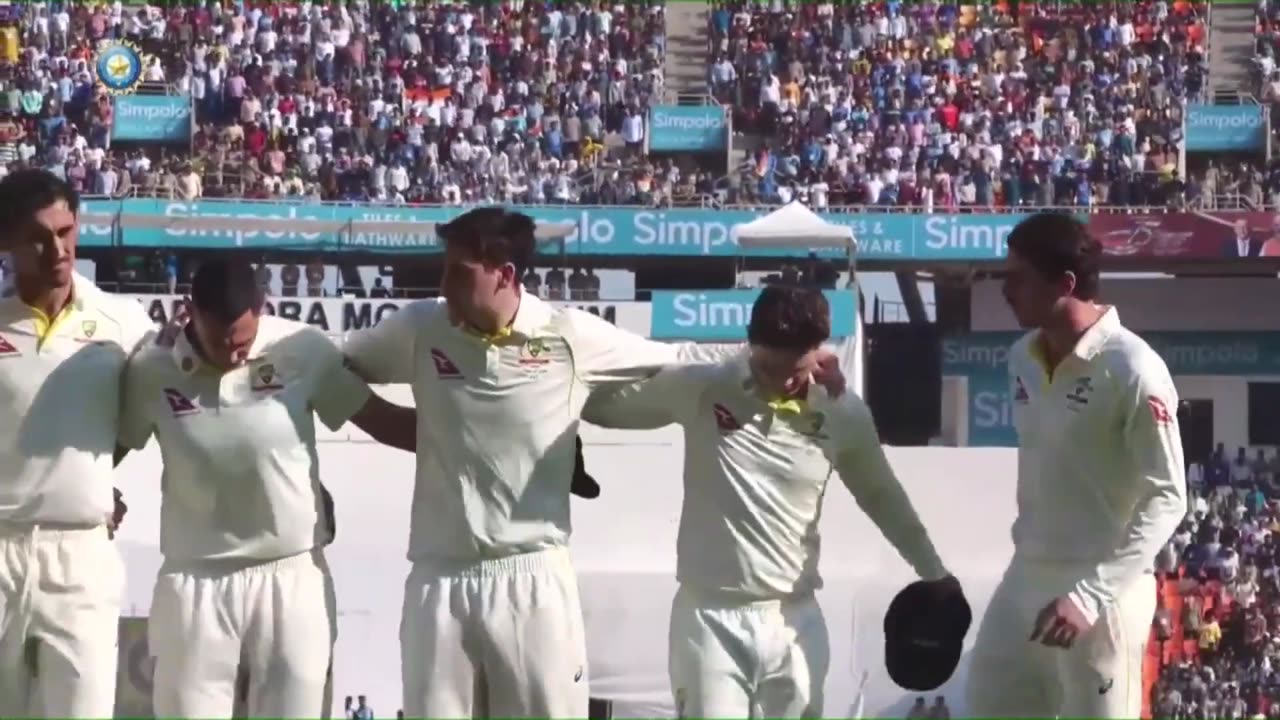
[1066, 375, 1093, 411]
[163, 388, 200, 417]
[430, 348, 463, 379]
[794, 410, 829, 440]
[712, 403, 742, 432]
[1014, 376, 1030, 404]
[519, 338, 550, 365]
[0, 334, 18, 357]
[81, 320, 97, 339]
[252, 362, 284, 392]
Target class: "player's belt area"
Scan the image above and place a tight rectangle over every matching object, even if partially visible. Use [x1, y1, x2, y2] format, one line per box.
[0, 520, 104, 537]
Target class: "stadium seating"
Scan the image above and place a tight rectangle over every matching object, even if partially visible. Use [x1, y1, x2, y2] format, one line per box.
[708, 0, 1207, 208]
[0, 0, 669, 204]
[1151, 446, 1280, 719]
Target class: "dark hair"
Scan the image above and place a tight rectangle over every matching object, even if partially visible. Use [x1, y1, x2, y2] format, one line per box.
[437, 207, 537, 278]
[0, 169, 79, 242]
[747, 285, 831, 351]
[1006, 212, 1101, 301]
[190, 258, 262, 324]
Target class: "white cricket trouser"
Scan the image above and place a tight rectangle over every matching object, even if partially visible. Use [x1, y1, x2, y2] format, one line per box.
[967, 557, 1157, 718]
[668, 585, 830, 719]
[401, 546, 589, 719]
[150, 548, 337, 719]
[0, 523, 122, 718]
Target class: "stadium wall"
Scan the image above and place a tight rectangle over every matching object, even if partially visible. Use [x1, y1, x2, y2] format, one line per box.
[113, 435, 1019, 718]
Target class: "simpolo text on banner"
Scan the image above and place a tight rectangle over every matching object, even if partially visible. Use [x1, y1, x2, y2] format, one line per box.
[1185, 103, 1266, 152]
[648, 105, 728, 153]
[111, 95, 193, 143]
[649, 289, 858, 341]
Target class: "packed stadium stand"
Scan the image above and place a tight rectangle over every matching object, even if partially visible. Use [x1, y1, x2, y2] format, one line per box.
[707, 0, 1207, 209]
[2, 0, 1274, 718]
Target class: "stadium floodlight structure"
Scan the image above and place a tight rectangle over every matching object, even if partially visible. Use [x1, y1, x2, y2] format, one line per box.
[81, 210, 578, 257]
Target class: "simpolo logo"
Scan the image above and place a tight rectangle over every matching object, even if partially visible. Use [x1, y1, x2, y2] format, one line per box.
[655, 111, 724, 132]
[1190, 109, 1261, 130]
[121, 101, 190, 122]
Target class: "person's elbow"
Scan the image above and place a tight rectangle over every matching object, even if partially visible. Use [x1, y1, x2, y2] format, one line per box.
[349, 394, 417, 452]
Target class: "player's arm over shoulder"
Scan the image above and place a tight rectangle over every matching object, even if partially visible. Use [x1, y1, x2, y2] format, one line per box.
[562, 308, 743, 386]
[827, 392, 949, 580]
[118, 345, 166, 452]
[99, 294, 161, 352]
[582, 361, 719, 430]
[341, 298, 442, 384]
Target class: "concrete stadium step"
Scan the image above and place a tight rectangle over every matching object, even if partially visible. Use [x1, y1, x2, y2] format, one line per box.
[663, 0, 709, 97]
[1208, 3, 1258, 95]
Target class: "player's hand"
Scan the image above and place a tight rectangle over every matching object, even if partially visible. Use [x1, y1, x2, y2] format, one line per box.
[571, 435, 600, 499]
[811, 351, 846, 397]
[1030, 595, 1094, 649]
[107, 487, 128, 540]
[156, 296, 190, 347]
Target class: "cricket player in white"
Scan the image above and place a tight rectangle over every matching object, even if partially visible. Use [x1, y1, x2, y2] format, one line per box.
[583, 285, 956, 718]
[0, 170, 155, 717]
[117, 259, 416, 718]
[966, 213, 1186, 718]
[343, 209, 836, 718]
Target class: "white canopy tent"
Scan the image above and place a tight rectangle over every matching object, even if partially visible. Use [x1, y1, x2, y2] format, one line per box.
[731, 200, 858, 252]
[730, 200, 864, 397]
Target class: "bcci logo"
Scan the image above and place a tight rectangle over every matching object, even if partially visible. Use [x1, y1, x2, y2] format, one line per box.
[95, 40, 149, 95]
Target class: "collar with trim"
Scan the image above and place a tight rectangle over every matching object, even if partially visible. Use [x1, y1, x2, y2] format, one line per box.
[1033, 305, 1120, 368]
[171, 317, 273, 375]
[456, 291, 554, 343]
[736, 354, 818, 415]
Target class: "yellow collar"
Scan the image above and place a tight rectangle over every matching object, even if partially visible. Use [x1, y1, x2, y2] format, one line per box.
[767, 397, 808, 415]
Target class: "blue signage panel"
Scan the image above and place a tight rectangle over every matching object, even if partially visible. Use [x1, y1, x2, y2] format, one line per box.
[77, 199, 1040, 261]
[648, 105, 727, 152]
[944, 332, 1280, 447]
[1186, 104, 1265, 152]
[111, 95, 192, 143]
[650, 289, 857, 341]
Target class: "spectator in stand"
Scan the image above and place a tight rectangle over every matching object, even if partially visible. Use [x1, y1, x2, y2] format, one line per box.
[1152, 445, 1280, 719]
[0, 1, 677, 206]
[709, 0, 1206, 209]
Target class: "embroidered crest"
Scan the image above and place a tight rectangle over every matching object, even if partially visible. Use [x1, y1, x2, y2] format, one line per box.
[81, 320, 97, 339]
[253, 362, 284, 391]
[520, 337, 550, 365]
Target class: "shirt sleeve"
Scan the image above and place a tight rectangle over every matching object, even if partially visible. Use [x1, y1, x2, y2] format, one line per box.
[308, 331, 374, 431]
[1067, 355, 1187, 625]
[566, 309, 743, 387]
[581, 363, 710, 430]
[118, 353, 155, 451]
[341, 299, 436, 384]
[828, 393, 949, 581]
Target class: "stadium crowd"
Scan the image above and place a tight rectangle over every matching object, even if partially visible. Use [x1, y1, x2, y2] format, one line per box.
[0, 0, 675, 205]
[1151, 444, 1280, 720]
[709, 0, 1206, 209]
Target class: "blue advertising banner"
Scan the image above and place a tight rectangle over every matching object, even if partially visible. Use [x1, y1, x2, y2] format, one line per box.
[1185, 104, 1265, 152]
[77, 199, 1036, 261]
[944, 331, 1280, 446]
[650, 289, 857, 341]
[111, 95, 192, 143]
[648, 105, 728, 152]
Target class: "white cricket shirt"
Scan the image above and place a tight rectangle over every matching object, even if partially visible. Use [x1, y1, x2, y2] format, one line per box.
[0, 274, 155, 525]
[119, 315, 371, 566]
[343, 293, 717, 563]
[583, 353, 948, 600]
[1009, 307, 1187, 623]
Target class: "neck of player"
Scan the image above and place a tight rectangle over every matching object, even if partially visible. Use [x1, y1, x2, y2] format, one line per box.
[16, 275, 72, 320]
[1041, 299, 1107, 367]
[470, 289, 522, 336]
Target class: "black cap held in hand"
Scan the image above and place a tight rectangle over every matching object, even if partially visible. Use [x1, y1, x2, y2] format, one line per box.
[571, 435, 600, 499]
[884, 579, 971, 692]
